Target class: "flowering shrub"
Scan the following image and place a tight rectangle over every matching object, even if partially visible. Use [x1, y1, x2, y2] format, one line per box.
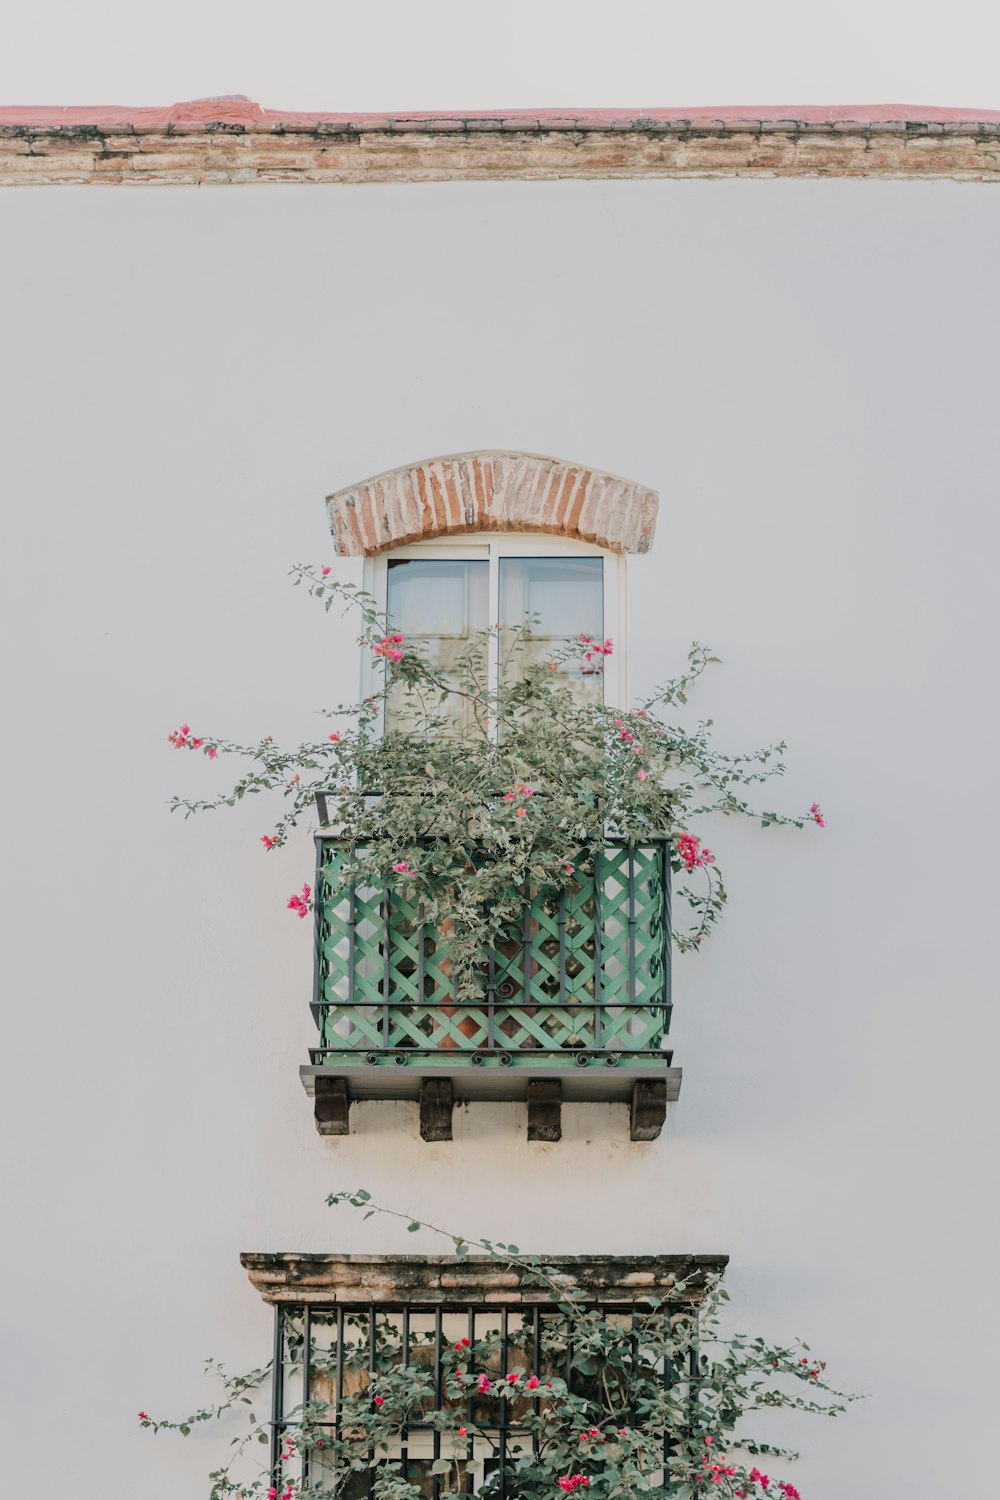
[169, 566, 822, 996]
[140, 1191, 858, 1500]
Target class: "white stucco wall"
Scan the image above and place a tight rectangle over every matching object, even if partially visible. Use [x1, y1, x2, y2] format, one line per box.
[1, 179, 998, 1498]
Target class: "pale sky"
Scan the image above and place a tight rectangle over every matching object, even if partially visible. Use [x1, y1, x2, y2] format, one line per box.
[2, 0, 999, 111]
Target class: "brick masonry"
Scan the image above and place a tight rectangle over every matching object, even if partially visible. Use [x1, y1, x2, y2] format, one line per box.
[327, 452, 659, 557]
[240, 1252, 730, 1306]
[4, 98, 1000, 183]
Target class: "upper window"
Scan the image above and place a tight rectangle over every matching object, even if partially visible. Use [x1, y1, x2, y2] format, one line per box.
[364, 534, 626, 732]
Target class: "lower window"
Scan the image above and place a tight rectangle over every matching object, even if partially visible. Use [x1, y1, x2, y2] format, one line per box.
[242, 1252, 727, 1499]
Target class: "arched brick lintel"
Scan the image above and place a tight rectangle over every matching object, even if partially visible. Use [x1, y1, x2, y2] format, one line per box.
[326, 452, 659, 557]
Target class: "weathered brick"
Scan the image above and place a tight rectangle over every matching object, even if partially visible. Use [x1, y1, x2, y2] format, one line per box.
[325, 452, 659, 557]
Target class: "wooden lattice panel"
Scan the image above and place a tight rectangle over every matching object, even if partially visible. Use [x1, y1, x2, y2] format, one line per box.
[315, 840, 670, 1066]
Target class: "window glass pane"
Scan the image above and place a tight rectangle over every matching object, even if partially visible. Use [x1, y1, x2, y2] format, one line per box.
[386, 559, 489, 733]
[499, 556, 604, 705]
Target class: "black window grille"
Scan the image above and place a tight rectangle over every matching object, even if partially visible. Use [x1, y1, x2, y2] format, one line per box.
[269, 1296, 699, 1499]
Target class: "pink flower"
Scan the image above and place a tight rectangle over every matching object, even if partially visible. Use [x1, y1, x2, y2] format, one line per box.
[321, 565, 332, 576]
[637, 770, 647, 782]
[526, 1375, 540, 1389]
[458, 1426, 467, 1437]
[477, 1374, 492, 1394]
[516, 807, 527, 817]
[261, 836, 276, 850]
[373, 1395, 384, 1407]
[502, 791, 516, 802]
[138, 1411, 149, 1421]
[287, 883, 311, 919]
[810, 801, 825, 827]
[328, 732, 340, 742]
[676, 833, 714, 873]
[372, 634, 404, 663]
[507, 1372, 520, 1383]
[206, 746, 217, 759]
[392, 861, 411, 874]
[519, 785, 535, 797]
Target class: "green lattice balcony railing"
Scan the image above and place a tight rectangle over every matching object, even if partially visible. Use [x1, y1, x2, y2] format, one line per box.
[300, 837, 680, 1137]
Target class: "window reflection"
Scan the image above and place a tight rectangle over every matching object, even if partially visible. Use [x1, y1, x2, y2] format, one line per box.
[499, 557, 604, 706]
[386, 559, 489, 734]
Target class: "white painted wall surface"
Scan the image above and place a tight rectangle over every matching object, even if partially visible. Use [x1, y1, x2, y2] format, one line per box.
[1, 180, 998, 1499]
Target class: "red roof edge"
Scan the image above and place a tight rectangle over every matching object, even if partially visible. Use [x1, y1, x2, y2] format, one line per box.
[3, 97, 1000, 130]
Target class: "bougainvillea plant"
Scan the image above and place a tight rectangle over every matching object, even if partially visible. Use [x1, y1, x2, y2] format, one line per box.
[139, 1190, 858, 1499]
[168, 565, 823, 995]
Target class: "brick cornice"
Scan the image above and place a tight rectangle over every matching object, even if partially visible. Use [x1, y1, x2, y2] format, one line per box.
[326, 452, 658, 557]
[4, 98, 1000, 183]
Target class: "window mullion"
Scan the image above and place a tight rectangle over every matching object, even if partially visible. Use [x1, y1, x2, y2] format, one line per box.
[487, 544, 500, 744]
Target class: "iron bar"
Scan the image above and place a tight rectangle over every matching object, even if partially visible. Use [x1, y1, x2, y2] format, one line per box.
[382, 888, 392, 1047]
[663, 844, 672, 1024]
[368, 1307, 377, 1500]
[312, 838, 323, 1039]
[531, 1307, 541, 1462]
[270, 1305, 284, 1487]
[628, 850, 637, 1014]
[521, 884, 531, 1012]
[401, 1306, 410, 1490]
[558, 887, 567, 1010]
[433, 1311, 443, 1500]
[266, 1295, 693, 1495]
[347, 844, 357, 1012]
[499, 1307, 509, 1500]
[486, 903, 496, 1051]
[301, 1305, 312, 1487]
[593, 851, 603, 1049]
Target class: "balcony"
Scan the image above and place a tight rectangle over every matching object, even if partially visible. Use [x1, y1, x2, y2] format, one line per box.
[300, 836, 681, 1141]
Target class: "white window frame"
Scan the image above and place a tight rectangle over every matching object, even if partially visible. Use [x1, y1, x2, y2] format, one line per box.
[361, 532, 628, 712]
